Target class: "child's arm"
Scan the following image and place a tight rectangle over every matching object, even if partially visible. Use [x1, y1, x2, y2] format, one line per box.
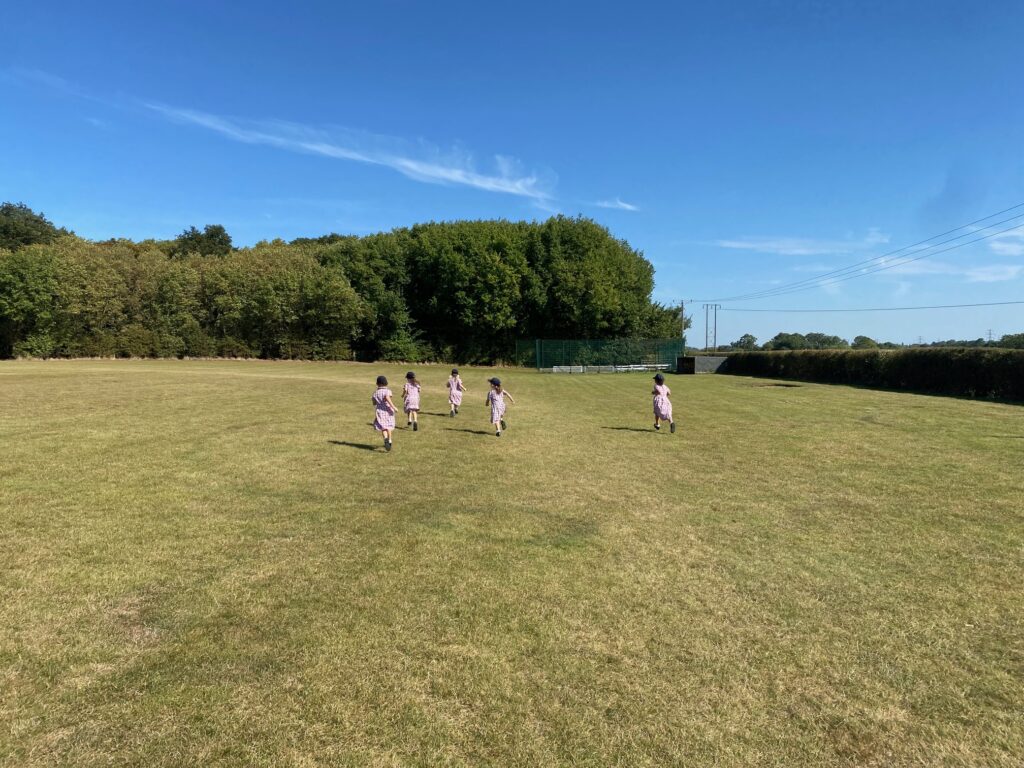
[385, 394, 397, 413]
[505, 391, 515, 404]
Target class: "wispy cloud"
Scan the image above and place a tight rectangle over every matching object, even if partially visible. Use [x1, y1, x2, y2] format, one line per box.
[714, 228, 889, 256]
[595, 197, 640, 212]
[884, 260, 1023, 283]
[988, 226, 1024, 257]
[144, 102, 553, 201]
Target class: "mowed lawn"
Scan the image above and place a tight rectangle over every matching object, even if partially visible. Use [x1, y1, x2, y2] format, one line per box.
[1, 360, 1021, 767]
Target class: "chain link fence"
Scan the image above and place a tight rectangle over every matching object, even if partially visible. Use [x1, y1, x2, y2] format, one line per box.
[515, 339, 686, 371]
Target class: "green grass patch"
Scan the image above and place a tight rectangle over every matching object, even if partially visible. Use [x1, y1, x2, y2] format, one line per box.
[1, 360, 1022, 766]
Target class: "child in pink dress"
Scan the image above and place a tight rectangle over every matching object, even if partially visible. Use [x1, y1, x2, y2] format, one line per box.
[446, 368, 467, 417]
[652, 373, 675, 433]
[485, 377, 515, 437]
[372, 375, 398, 451]
[403, 371, 422, 431]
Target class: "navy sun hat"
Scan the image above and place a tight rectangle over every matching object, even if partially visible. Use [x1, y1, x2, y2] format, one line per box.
[406, 371, 416, 379]
[489, 377, 501, 386]
[451, 368, 459, 375]
[376, 375, 388, 386]
[653, 373, 665, 383]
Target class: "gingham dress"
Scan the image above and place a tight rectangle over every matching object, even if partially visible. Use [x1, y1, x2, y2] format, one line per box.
[403, 382, 421, 413]
[652, 384, 673, 421]
[447, 376, 464, 406]
[372, 387, 395, 431]
[487, 389, 507, 424]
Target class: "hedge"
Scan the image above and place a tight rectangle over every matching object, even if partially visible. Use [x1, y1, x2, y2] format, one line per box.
[721, 348, 1024, 401]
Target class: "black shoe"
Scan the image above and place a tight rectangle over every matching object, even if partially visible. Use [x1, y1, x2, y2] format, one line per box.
[450, 410, 455, 417]
[495, 431, 501, 437]
[385, 439, 392, 452]
[413, 422, 418, 431]
[500, 419, 507, 431]
[670, 422, 676, 434]
[654, 424, 660, 431]
[455, 407, 459, 414]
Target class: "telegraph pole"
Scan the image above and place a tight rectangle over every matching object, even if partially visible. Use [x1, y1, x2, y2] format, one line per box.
[712, 304, 722, 352]
[703, 304, 711, 352]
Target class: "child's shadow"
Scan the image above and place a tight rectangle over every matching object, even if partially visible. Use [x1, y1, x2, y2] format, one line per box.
[327, 440, 379, 451]
[602, 426, 654, 434]
[445, 427, 493, 436]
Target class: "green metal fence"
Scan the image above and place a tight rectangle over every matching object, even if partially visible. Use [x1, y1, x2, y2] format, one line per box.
[515, 338, 686, 370]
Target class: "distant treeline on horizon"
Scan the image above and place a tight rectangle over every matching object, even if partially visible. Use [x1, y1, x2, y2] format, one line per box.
[0, 202, 685, 362]
[703, 330, 1024, 353]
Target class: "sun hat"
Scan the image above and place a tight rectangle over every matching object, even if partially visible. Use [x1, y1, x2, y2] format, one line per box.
[451, 368, 459, 375]
[376, 375, 388, 386]
[489, 377, 501, 386]
[653, 373, 665, 383]
[405, 371, 416, 379]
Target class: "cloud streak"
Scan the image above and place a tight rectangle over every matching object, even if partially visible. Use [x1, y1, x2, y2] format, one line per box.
[882, 260, 1022, 283]
[144, 102, 554, 201]
[595, 197, 640, 211]
[714, 228, 889, 256]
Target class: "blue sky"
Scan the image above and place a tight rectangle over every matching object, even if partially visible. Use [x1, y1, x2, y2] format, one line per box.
[3, 0, 1023, 344]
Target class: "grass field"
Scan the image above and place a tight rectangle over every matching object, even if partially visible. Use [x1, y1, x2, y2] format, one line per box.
[2, 360, 1022, 767]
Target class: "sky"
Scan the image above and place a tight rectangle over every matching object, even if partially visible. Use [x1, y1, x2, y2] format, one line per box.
[2, 0, 1023, 345]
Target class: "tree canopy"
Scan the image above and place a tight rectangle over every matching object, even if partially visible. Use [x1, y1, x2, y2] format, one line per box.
[0, 202, 69, 251]
[0, 210, 687, 361]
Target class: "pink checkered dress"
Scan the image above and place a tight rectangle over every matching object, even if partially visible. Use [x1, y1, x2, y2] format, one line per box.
[487, 389, 507, 424]
[403, 382, 421, 413]
[652, 384, 673, 421]
[372, 387, 395, 431]
[447, 376, 464, 406]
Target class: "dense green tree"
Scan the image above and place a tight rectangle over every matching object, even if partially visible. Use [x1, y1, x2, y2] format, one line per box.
[0, 202, 69, 251]
[851, 335, 879, 349]
[1, 214, 702, 361]
[172, 224, 233, 257]
[731, 333, 758, 350]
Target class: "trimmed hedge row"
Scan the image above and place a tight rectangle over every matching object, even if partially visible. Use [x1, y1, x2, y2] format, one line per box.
[721, 348, 1024, 401]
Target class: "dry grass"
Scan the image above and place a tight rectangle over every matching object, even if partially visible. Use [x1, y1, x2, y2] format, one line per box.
[1, 359, 1021, 766]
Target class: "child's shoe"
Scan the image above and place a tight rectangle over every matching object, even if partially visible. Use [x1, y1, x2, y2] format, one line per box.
[500, 419, 507, 431]
[413, 422, 418, 431]
[670, 422, 676, 433]
[496, 431, 501, 437]
[385, 439, 392, 452]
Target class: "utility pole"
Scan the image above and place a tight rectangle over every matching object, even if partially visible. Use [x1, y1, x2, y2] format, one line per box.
[712, 304, 722, 352]
[987, 329, 994, 344]
[703, 303, 711, 352]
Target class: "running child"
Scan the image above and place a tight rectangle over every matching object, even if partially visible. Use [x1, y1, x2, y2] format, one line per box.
[403, 371, 422, 431]
[485, 377, 515, 437]
[446, 368, 467, 417]
[652, 372, 675, 433]
[371, 375, 398, 451]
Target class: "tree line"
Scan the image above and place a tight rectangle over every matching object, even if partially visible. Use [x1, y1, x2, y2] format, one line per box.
[0, 203, 685, 361]
[715, 330, 1024, 352]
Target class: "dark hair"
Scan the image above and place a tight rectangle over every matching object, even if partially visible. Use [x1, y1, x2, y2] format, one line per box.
[406, 371, 419, 386]
[376, 375, 388, 387]
[451, 368, 459, 375]
[653, 373, 665, 384]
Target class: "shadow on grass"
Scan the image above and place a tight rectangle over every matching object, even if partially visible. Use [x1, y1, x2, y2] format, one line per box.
[421, 411, 452, 417]
[445, 427, 493, 436]
[327, 440, 379, 451]
[603, 426, 655, 433]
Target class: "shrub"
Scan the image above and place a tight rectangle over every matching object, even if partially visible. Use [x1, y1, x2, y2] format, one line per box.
[722, 349, 1024, 401]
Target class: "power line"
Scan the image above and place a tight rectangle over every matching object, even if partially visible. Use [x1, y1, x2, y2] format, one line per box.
[691, 201, 1024, 303]
[728, 221, 1024, 302]
[720, 300, 1024, 313]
